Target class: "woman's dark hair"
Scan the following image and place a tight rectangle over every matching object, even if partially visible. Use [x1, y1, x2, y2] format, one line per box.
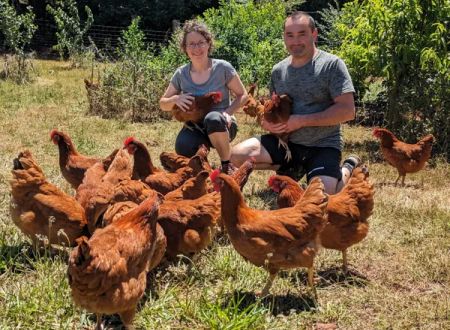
[180, 20, 214, 55]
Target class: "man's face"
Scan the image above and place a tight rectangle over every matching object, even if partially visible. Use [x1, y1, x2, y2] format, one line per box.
[283, 16, 318, 58]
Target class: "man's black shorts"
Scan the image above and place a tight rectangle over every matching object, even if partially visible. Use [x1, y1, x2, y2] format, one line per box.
[260, 134, 342, 181]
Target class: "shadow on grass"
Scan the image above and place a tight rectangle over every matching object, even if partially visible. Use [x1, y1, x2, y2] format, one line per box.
[224, 290, 318, 316]
[91, 314, 124, 330]
[374, 181, 423, 190]
[278, 267, 369, 289]
[316, 266, 369, 288]
[0, 242, 70, 274]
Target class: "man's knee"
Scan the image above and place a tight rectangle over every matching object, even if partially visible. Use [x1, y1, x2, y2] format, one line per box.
[231, 137, 262, 166]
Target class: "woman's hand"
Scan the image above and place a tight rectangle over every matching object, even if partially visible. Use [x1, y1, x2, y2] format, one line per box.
[222, 112, 233, 128]
[174, 93, 194, 112]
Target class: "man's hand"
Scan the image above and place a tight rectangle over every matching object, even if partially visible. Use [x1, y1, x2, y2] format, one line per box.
[261, 118, 287, 134]
[284, 115, 304, 133]
[174, 93, 194, 112]
[261, 115, 304, 134]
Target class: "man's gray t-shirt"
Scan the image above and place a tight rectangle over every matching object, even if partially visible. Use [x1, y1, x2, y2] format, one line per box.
[170, 59, 237, 112]
[270, 50, 355, 150]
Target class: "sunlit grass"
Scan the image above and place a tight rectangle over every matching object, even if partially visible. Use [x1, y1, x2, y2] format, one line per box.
[0, 59, 449, 329]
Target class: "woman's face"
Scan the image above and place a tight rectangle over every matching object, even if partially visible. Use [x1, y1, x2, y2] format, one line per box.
[185, 32, 210, 60]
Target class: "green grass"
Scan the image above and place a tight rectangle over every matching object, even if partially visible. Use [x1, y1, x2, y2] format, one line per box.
[0, 59, 449, 329]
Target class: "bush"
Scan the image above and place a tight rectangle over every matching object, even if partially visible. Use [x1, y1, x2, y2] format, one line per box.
[86, 17, 183, 122]
[0, 0, 37, 83]
[46, 0, 94, 68]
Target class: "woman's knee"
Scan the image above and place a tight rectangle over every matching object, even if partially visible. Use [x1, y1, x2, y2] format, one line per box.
[175, 129, 209, 157]
[175, 139, 197, 157]
[204, 111, 227, 134]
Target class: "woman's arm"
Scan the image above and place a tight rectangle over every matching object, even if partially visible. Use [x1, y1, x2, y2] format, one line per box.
[225, 74, 248, 116]
[159, 83, 194, 112]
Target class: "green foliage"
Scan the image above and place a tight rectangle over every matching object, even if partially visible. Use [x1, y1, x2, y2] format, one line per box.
[46, 0, 94, 68]
[321, 0, 450, 158]
[87, 17, 181, 122]
[0, 0, 37, 83]
[202, 0, 300, 86]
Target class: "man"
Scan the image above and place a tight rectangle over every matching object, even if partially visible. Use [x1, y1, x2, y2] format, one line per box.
[231, 11, 359, 194]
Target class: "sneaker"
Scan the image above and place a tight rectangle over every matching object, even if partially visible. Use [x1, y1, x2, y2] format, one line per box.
[221, 162, 238, 176]
[342, 154, 361, 171]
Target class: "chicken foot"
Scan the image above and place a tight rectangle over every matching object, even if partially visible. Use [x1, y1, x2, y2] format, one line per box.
[394, 173, 406, 187]
[278, 139, 292, 162]
[119, 308, 136, 330]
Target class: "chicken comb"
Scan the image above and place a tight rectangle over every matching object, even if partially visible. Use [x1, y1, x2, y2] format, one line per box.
[212, 91, 223, 103]
[123, 136, 135, 147]
[50, 129, 59, 140]
[209, 168, 221, 182]
[267, 175, 277, 187]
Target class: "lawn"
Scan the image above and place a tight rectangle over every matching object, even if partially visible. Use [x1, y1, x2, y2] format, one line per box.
[0, 60, 448, 329]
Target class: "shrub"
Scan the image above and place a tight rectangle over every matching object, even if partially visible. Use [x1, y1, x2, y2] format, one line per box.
[320, 0, 449, 158]
[46, 0, 94, 68]
[0, 0, 37, 83]
[86, 17, 182, 122]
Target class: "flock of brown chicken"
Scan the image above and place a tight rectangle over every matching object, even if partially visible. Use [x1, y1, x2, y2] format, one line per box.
[8, 85, 435, 329]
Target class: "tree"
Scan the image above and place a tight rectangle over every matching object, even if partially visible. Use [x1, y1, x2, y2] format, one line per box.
[47, 0, 94, 67]
[321, 0, 449, 157]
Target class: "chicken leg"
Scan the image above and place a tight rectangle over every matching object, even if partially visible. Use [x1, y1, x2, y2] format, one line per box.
[259, 272, 277, 297]
[119, 308, 136, 330]
[394, 172, 406, 186]
[308, 266, 318, 301]
[95, 313, 104, 330]
[278, 138, 292, 162]
[342, 249, 348, 273]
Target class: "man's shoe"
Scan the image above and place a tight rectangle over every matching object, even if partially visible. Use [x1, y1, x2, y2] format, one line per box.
[342, 154, 361, 172]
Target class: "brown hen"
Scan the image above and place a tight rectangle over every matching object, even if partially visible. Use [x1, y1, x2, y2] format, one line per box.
[211, 170, 327, 296]
[159, 144, 211, 173]
[164, 170, 211, 201]
[157, 192, 221, 259]
[50, 129, 100, 189]
[171, 91, 222, 123]
[242, 83, 265, 120]
[373, 128, 434, 186]
[67, 192, 166, 329]
[262, 93, 293, 161]
[269, 167, 374, 271]
[10, 150, 87, 247]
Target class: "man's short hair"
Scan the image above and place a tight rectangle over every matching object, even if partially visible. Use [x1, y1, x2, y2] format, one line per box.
[284, 11, 316, 31]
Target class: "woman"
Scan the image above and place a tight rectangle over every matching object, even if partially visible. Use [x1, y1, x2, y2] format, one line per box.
[159, 20, 248, 175]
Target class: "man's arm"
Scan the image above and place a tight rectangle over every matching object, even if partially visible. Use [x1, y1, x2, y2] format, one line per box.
[284, 92, 355, 133]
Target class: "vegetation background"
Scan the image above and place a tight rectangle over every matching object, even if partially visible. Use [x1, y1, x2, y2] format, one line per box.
[0, 0, 449, 329]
